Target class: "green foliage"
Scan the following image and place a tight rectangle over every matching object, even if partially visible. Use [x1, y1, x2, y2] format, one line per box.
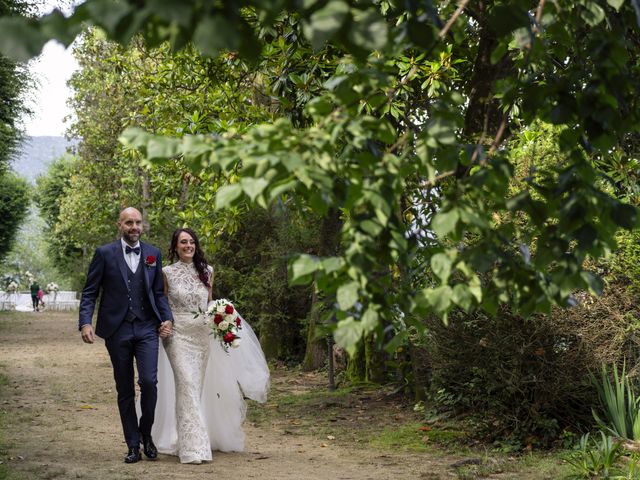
[0, 0, 32, 174]
[414, 269, 640, 447]
[213, 206, 320, 361]
[591, 363, 640, 441]
[0, 209, 68, 290]
[0, 1, 34, 266]
[0, 171, 29, 263]
[564, 432, 624, 479]
[115, 1, 640, 353]
[5, 1, 640, 358]
[604, 229, 640, 294]
[34, 153, 77, 230]
[619, 455, 640, 480]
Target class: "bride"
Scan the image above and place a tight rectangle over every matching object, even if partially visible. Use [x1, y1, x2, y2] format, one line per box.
[152, 227, 270, 464]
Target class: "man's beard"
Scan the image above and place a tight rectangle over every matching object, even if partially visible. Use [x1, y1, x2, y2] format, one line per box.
[122, 231, 140, 244]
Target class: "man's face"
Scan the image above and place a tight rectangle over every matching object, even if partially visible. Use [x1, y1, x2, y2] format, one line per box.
[118, 209, 143, 245]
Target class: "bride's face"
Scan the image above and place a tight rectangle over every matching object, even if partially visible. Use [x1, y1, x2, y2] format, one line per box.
[176, 231, 196, 263]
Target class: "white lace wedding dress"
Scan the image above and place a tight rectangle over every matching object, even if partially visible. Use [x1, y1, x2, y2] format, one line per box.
[152, 260, 270, 463]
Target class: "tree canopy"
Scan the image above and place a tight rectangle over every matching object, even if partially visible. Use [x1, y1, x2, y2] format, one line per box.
[0, 0, 33, 263]
[4, 0, 640, 353]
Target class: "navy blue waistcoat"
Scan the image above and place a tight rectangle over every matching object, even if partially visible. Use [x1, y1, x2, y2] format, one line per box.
[127, 263, 152, 320]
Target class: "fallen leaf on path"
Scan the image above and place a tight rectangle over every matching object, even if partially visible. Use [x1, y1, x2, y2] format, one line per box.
[327, 435, 335, 440]
[417, 426, 432, 432]
[320, 443, 328, 448]
[78, 405, 96, 409]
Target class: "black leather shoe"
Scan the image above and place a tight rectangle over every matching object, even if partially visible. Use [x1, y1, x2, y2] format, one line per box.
[124, 447, 141, 463]
[141, 435, 158, 460]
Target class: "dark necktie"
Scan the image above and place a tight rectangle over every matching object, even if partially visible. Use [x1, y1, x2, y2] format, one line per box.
[125, 246, 140, 255]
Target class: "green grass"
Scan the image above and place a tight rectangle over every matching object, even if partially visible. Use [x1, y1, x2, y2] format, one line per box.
[448, 450, 574, 479]
[370, 422, 466, 452]
[274, 386, 355, 405]
[248, 386, 355, 425]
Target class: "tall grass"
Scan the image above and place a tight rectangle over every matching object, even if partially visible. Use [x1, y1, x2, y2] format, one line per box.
[564, 432, 623, 479]
[591, 363, 640, 440]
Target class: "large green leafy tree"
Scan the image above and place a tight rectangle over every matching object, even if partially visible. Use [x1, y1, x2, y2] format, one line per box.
[33, 153, 86, 286]
[0, 0, 32, 263]
[0, 172, 28, 261]
[0, 0, 30, 172]
[3, 0, 639, 356]
[44, 32, 325, 362]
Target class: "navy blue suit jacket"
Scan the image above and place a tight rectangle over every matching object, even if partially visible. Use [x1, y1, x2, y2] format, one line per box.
[78, 240, 173, 339]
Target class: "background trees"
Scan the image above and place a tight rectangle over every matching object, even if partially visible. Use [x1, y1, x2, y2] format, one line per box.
[0, 0, 32, 263]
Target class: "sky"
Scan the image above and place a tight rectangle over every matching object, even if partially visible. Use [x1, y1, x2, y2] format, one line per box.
[21, 1, 79, 138]
[23, 40, 78, 137]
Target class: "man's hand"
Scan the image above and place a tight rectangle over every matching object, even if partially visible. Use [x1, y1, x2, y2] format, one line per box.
[159, 321, 173, 339]
[81, 324, 95, 344]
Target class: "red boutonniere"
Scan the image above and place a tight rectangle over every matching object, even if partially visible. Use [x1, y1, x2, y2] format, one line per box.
[145, 255, 157, 267]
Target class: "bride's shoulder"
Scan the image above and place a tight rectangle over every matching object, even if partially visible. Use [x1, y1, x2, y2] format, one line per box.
[163, 262, 177, 273]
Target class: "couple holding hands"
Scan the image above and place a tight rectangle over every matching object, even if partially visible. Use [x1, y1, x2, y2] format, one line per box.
[79, 207, 269, 464]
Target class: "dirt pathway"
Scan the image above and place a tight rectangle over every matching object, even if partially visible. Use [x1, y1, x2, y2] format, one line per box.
[0, 311, 464, 480]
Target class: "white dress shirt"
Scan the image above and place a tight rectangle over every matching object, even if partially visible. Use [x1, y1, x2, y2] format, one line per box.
[121, 238, 141, 273]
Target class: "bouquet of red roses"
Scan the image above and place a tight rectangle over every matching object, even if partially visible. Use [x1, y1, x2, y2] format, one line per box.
[203, 299, 242, 351]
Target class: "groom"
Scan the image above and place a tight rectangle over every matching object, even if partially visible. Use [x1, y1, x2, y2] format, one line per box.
[79, 207, 173, 463]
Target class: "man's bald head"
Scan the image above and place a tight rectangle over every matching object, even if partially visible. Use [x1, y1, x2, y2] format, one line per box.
[117, 207, 143, 245]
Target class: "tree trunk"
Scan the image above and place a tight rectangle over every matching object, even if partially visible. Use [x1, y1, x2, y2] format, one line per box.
[462, 0, 514, 143]
[302, 285, 327, 370]
[346, 341, 366, 382]
[364, 334, 386, 383]
[259, 317, 282, 360]
[407, 340, 431, 401]
[301, 208, 342, 370]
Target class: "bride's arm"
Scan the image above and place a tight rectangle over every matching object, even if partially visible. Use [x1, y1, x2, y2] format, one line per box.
[163, 271, 169, 295]
[159, 272, 173, 338]
[207, 266, 214, 302]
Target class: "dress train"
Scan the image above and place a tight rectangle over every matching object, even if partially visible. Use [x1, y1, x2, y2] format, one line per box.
[151, 314, 269, 455]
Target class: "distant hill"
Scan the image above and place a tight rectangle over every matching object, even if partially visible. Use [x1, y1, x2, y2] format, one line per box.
[11, 136, 76, 184]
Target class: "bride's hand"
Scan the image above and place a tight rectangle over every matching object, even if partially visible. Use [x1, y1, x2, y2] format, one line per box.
[159, 320, 173, 338]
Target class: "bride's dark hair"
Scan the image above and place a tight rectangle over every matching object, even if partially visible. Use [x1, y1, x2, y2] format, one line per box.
[169, 228, 211, 288]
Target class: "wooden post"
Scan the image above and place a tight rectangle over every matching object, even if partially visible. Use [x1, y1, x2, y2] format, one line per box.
[327, 333, 335, 390]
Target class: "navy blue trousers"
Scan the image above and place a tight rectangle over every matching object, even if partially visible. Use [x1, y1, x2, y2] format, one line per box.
[105, 318, 159, 448]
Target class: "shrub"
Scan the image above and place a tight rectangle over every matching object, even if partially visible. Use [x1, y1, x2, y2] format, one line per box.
[423, 282, 640, 447]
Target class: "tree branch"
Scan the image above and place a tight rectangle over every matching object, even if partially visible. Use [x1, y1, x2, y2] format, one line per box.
[439, 0, 472, 39]
[532, 0, 546, 35]
[633, 0, 640, 29]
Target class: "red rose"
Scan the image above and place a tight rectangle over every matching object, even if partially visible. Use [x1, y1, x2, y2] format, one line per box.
[223, 332, 236, 344]
[225, 304, 234, 314]
[146, 255, 156, 265]
[213, 314, 223, 325]
[235, 317, 241, 327]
